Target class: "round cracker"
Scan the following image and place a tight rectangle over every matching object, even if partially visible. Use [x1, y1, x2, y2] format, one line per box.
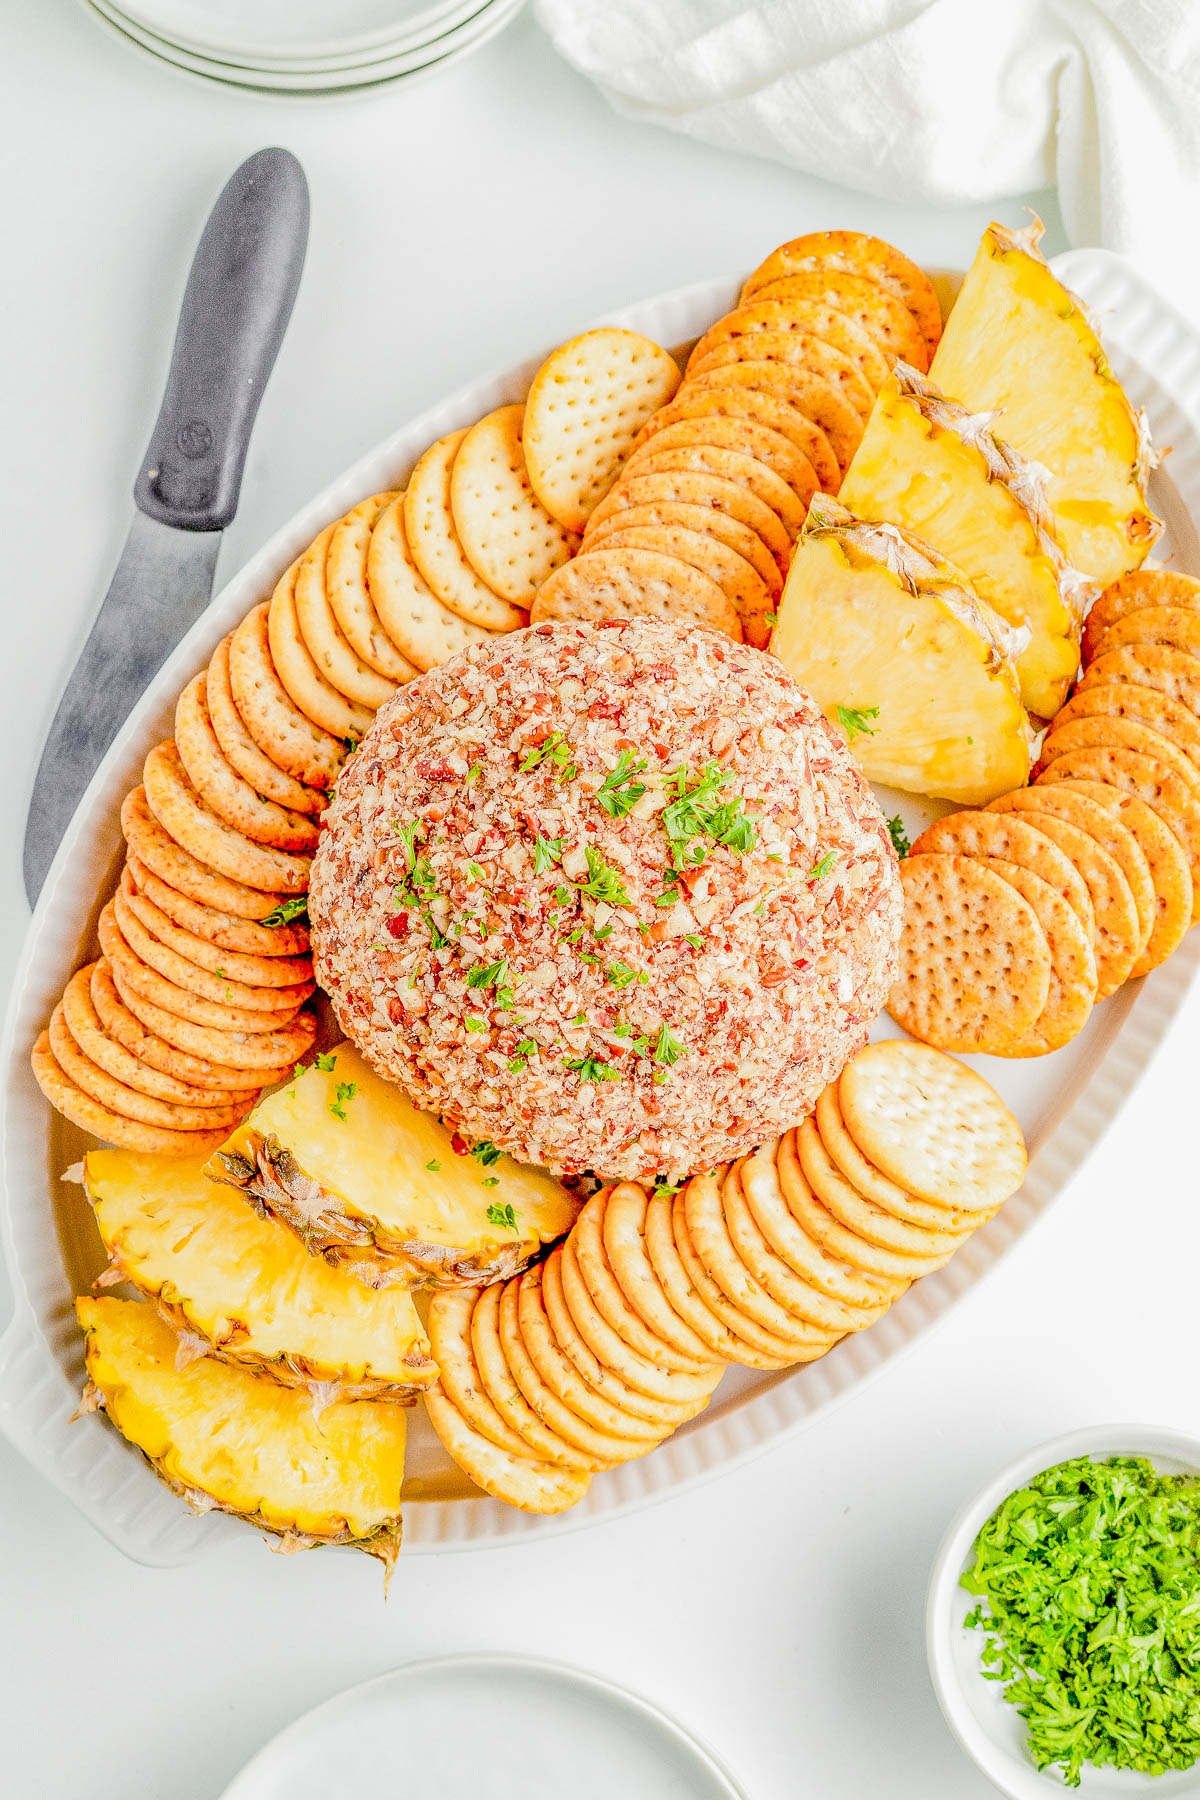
[515, 1264, 670, 1442]
[587, 524, 772, 648]
[529, 546, 741, 638]
[977, 857, 1096, 1053]
[688, 329, 875, 422]
[106, 955, 316, 1071]
[1078, 643, 1200, 720]
[1087, 604, 1200, 668]
[634, 388, 839, 496]
[620, 440, 811, 535]
[797, 1112, 966, 1256]
[125, 855, 309, 958]
[584, 468, 791, 569]
[814, 1084, 990, 1230]
[175, 673, 319, 855]
[293, 522, 399, 709]
[788, 1124, 953, 1278]
[1038, 714, 1200, 797]
[121, 787, 289, 923]
[744, 232, 942, 360]
[911, 810, 1095, 942]
[688, 298, 891, 393]
[739, 1139, 901, 1310]
[114, 879, 311, 1012]
[405, 431, 528, 631]
[206, 635, 326, 816]
[100, 902, 304, 1033]
[993, 809, 1137, 1001]
[48, 1002, 249, 1134]
[1035, 746, 1200, 921]
[641, 1182, 788, 1367]
[601, 1181, 727, 1364]
[558, 1234, 725, 1401]
[1081, 569, 1200, 661]
[470, 1282, 598, 1469]
[498, 1278, 648, 1465]
[839, 1041, 1027, 1211]
[684, 1164, 841, 1349]
[423, 1385, 590, 1513]
[671, 1183, 815, 1363]
[227, 601, 345, 792]
[89, 961, 286, 1091]
[749, 269, 926, 370]
[367, 492, 500, 672]
[427, 1286, 547, 1458]
[143, 742, 310, 897]
[1055, 681, 1200, 775]
[619, 413, 820, 508]
[325, 491, 418, 684]
[888, 853, 1052, 1054]
[682, 362, 863, 475]
[121, 875, 311, 988]
[60, 966, 256, 1109]
[268, 554, 376, 743]
[31, 1031, 229, 1156]
[450, 403, 579, 604]
[583, 496, 783, 600]
[571, 1191, 712, 1373]
[523, 328, 682, 533]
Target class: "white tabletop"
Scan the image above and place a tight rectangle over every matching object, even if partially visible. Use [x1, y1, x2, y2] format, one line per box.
[3, 8, 1198, 1799]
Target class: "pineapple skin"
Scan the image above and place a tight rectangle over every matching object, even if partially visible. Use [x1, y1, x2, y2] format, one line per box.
[931, 221, 1159, 586]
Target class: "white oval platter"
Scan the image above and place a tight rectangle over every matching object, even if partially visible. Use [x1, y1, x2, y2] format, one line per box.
[3, 250, 1199, 1563]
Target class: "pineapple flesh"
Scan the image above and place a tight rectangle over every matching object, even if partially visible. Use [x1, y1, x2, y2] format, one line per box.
[930, 220, 1159, 586]
[771, 496, 1032, 805]
[75, 1297, 406, 1569]
[208, 1044, 579, 1288]
[85, 1148, 435, 1400]
[840, 366, 1093, 719]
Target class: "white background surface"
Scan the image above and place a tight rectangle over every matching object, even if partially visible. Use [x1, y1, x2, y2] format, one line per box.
[2, 7, 1198, 1799]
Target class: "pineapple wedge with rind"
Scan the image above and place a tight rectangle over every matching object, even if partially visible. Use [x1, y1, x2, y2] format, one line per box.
[75, 1297, 406, 1572]
[840, 365, 1093, 718]
[208, 1045, 579, 1289]
[930, 220, 1159, 586]
[770, 496, 1032, 805]
[85, 1148, 435, 1401]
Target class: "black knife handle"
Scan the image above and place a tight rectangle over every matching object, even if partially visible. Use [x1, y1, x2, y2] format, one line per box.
[134, 147, 309, 533]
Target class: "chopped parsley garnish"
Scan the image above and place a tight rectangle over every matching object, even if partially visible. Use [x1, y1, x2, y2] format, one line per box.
[313, 1052, 338, 1073]
[465, 763, 483, 785]
[214, 967, 226, 979]
[261, 897, 308, 929]
[564, 1053, 622, 1083]
[653, 1024, 687, 1066]
[835, 704, 880, 741]
[887, 814, 911, 858]
[485, 1201, 520, 1231]
[470, 1140, 502, 1166]
[594, 924, 613, 942]
[662, 761, 758, 875]
[763, 612, 778, 628]
[426, 1159, 441, 1173]
[466, 860, 487, 882]
[596, 751, 648, 818]
[465, 1017, 486, 1032]
[482, 1176, 500, 1189]
[606, 961, 638, 987]
[574, 845, 632, 907]
[652, 1179, 680, 1202]
[342, 736, 359, 754]
[683, 933, 705, 949]
[534, 835, 563, 875]
[395, 819, 425, 866]
[554, 885, 574, 907]
[507, 1038, 538, 1072]
[808, 852, 838, 882]
[519, 730, 576, 779]
[329, 1081, 357, 1122]
[466, 958, 510, 992]
[962, 1455, 1200, 1786]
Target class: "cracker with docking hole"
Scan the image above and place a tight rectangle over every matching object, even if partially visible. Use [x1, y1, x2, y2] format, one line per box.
[642, 1182, 792, 1366]
[268, 555, 376, 742]
[293, 521, 398, 710]
[670, 1184, 810, 1365]
[620, 440, 812, 533]
[1055, 682, 1200, 773]
[682, 362, 863, 475]
[1037, 715, 1200, 796]
[797, 1113, 967, 1255]
[516, 1265, 669, 1442]
[1081, 569, 1200, 661]
[470, 1282, 599, 1469]
[48, 1003, 249, 1134]
[143, 742, 311, 897]
[1078, 643, 1200, 720]
[325, 491, 418, 683]
[633, 388, 839, 495]
[31, 1032, 231, 1156]
[122, 788, 288, 923]
[792, 1122, 954, 1277]
[815, 1085, 990, 1230]
[1087, 605, 1200, 668]
[175, 673, 319, 856]
[686, 1165, 842, 1350]
[529, 545, 741, 637]
[571, 1192, 713, 1374]
[584, 466, 792, 568]
[107, 959, 316, 1071]
[688, 298, 892, 393]
[619, 412, 821, 507]
[910, 811, 1095, 942]
[423, 1386, 590, 1514]
[450, 403, 580, 603]
[207, 636, 326, 817]
[121, 879, 312, 989]
[522, 328, 682, 533]
[89, 961, 283, 1091]
[601, 1183, 725, 1365]
[498, 1279, 652, 1465]
[61, 965, 256, 1109]
[125, 856, 309, 958]
[427, 1287, 540, 1458]
[738, 1139, 903, 1311]
[839, 1041, 1027, 1212]
[975, 858, 1097, 1053]
[366, 494, 499, 672]
[587, 524, 773, 647]
[888, 854, 1052, 1054]
[404, 432, 529, 633]
[748, 269, 927, 370]
[558, 1234, 725, 1401]
[113, 879, 312, 1014]
[100, 903, 304, 1034]
[688, 330, 875, 422]
[227, 602, 345, 791]
[583, 500, 782, 606]
[1036, 746, 1200, 920]
[743, 231, 942, 359]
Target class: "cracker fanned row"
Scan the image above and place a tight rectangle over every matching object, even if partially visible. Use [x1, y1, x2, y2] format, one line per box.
[888, 568, 1200, 1055]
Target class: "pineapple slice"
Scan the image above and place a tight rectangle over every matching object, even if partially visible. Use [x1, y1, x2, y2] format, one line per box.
[840, 367, 1093, 718]
[85, 1148, 436, 1401]
[208, 1044, 579, 1288]
[770, 496, 1032, 805]
[930, 220, 1159, 585]
[75, 1297, 406, 1571]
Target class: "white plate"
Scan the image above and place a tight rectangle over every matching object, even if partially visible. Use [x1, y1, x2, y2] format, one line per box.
[218, 1654, 748, 1800]
[926, 1424, 1200, 1798]
[3, 252, 1200, 1565]
[117, 0, 475, 63]
[106, 0, 493, 74]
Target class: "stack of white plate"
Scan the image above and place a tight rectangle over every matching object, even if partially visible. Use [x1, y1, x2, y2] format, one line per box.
[85, 0, 526, 95]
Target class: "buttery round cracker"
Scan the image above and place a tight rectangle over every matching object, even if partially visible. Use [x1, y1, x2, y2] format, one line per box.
[427, 1286, 541, 1458]
[523, 328, 682, 533]
[839, 1041, 1027, 1212]
[89, 961, 283, 1090]
[583, 501, 782, 605]
[121, 877, 311, 988]
[888, 853, 1052, 1054]
[688, 330, 875, 422]
[744, 231, 942, 360]
[100, 902, 304, 1033]
[227, 602, 345, 793]
[175, 673, 319, 855]
[529, 545, 741, 638]
[366, 493, 499, 672]
[143, 741, 311, 897]
[641, 1182, 789, 1367]
[114, 879, 311, 1013]
[1081, 568, 1200, 662]
[516, 1265, 670, 1442]
[1087, 604, 1200, 669]
[1055, 681, 1200, 774]
[206, 635, 326, 817]
[498, 1278, 653, 1465]
[107, 952, 316, 1071]
[125, 855, 309, 958]
[1037, 714, 1200, 797]
[984, 809, 1137, 1001]
[797, 1111, 966, 1256]
[423, 1385, 591, 1513]
[602, 1181, 729, 1364]
[121, 788, 289, 923]
[685, 1163, 842, 1350]
[790, 1123, 954, 1278]
[1078, 643, 1200, 721]
[682, 362, 863, 475]
[621, 439, 811, 536]
[688, 298, 892, 394]
[293, 523, 399, 710]
[588, 524, 773, 648]
[405, 431, 529, 633]
[450, 403, 580, 604]
[814, 1084, 991, 1230]
[470, 1281, 602, 1469]
[976, 858, 1096, 1053]
[268, 555, 376, 742]
[571, 1190, 713, 1374]
[61, 964, 256, 1109]
[558, 1234, 725, 1401]
[634, 388, 839, 497]
[1035, 746, 1200, 920]
[909, 810, 1095, 942]
[739, 1137, 903, 1311]
[671, 1182, 818, 1364]
[48, 1002, 248, 1135]
[619, 413, 820, 509]
[584, 467, 792, 569]
[325, 491, 418, 684]
[749, 269, 927, 371]
[31, 1032, 232, 1156]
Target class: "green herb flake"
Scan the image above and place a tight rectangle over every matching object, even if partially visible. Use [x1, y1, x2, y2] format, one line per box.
[470, 1140, 502, 1166]
[314, 1052, 338, 1073]
[482, 1176, 500, 1190]
[662, 760, 758, 875]
[653, 1024, 687, 1066]
[465, 1017, 486, 1033]
[564, 1053, 622, 1084]
[807, 851, 838, 882]
[518, 730, 575, 779]
[465, 958, 510, 992]
[261, 897, 308, 929]
[426, 1159, 441, 1173]
[684, 933, 705, 949]
[533, 835, 564, 875]
[575, 845, 632, 907]
[887, 815, 911, 859]
[466, 860, 487, 882]
[485, 1201, 520, 1231]
[395, 819, 425, 868]
[329, 1081, 357, 1122]
[607, 961, 638, 987]
[465, 763, 483, 785]
[651, 1179, 680, 1202]
[596, 750, 648, 818]
[835, 704, 880, 742]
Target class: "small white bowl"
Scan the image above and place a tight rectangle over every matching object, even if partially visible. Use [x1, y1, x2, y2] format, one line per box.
[926, 1424, 1200, 1798]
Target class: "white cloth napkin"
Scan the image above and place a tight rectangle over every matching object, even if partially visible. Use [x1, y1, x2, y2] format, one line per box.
[534, 0, 1200, 321]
